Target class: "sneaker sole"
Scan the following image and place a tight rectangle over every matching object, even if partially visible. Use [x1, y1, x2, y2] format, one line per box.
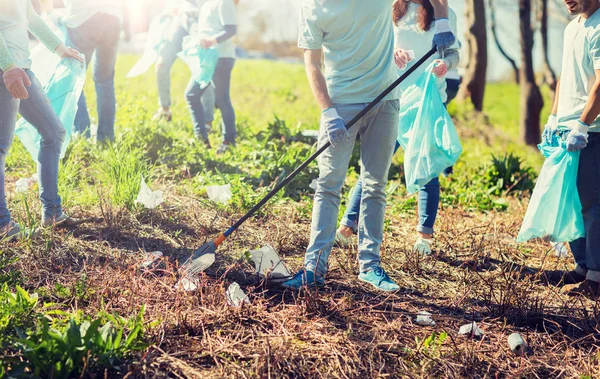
[357, 276, 400, 292]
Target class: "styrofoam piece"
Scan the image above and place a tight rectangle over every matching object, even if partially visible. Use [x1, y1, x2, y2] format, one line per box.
[174, 275, 199, 292]
[140, 251, 163, 270]
[206, 184, 232, 204]
[16, 177, 36, 193]
[134, 177, 164, 209]
[226, 282, 250, 307]
[459, 322, 484, 338]
[249, 244, 291, 280]
[551, 242, 570, 258]
[415, 311, 435, 326]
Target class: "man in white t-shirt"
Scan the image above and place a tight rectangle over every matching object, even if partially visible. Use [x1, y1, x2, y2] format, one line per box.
[543, 0, 600, 298]
[63, 0, 128, 143]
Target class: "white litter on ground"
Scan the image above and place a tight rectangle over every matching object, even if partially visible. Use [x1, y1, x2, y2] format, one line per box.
[15, 175, 38, 193]
[175, 276, 199, 292]
[226, 282, 251, 307]
[551, 242, 570, 258]
[415, 311, 435, 326]
[206, 184, 232, 204]
[249, 244, 291, 280]
[459, 322, 484, 338]
[309, 179, 318, 191]
[140, 251, 163, 270]
[135, 177, 164, 209]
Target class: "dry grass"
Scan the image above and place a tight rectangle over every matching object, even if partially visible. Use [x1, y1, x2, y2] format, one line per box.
[2, 193, 599, 379]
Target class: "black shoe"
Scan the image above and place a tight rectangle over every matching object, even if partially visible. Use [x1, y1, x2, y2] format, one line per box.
[542, 270, 586, 286]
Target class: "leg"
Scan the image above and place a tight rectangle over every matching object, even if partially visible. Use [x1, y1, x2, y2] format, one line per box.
[303, 104, 363, 277]
[202, 83, 216, 127]
[357, 100, 399, 273]
[18, 71, 66, 220]
[212, 58, 236, 145]
[0, 72, 20, 227]
[417, 177, 441, 237]
[66, 26, 95, 137]
[578, 134, 600, 283]
[94, 15, 121, 143]
[185, 78, 209, 141]
[156, 24, 187, 110]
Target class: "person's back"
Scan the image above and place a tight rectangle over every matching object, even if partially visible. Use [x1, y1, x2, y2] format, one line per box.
[63, 0, 123, 29]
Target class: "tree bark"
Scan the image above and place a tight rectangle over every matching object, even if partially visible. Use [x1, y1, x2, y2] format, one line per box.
[538, 0, 558, 94]
[520, 0, 544, 146]
[489, 0, 520, 83]
[457, 0, 487, 111]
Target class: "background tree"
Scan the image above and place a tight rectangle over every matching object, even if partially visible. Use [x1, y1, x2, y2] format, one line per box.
[458, 0, 488, 111]
[489, 0, 520, 83]
[538, 0, 558, 95]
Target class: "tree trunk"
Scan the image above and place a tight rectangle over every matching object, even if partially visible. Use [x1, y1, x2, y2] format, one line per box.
[539, 0, 558, 94]
[457, 0, 487, 111]
[520, 0, 544, 146]
[489, 0, 519, 83]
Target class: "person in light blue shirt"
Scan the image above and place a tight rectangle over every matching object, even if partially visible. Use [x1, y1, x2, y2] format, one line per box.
[542, 0, 600, 298]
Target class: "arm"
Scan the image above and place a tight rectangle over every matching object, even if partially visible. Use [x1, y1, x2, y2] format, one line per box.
[304, 49, 333, 111]
[551, 78, 560, 115]
[201, 25, 237, 48]
[122, 2, 131, 41]
[31, 0, 44, 15]
[429, 0, 449, 19]
[580, 71, 600, 125]
[25, 1, 62, 53]
[0, 33, 16, 72]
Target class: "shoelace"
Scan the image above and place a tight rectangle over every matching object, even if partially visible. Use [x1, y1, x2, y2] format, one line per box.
[373, 267, 390, 285]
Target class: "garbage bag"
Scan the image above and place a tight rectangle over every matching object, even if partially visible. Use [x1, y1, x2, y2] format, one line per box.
[127, 12, 174, 78]
[517, 140, 585, 243]
[397, 63, 463, 194]
[177, 36, 218, 88]
[15, 57, 86, 161]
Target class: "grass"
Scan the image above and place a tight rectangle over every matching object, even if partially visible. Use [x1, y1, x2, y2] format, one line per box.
[0, 56, 598, 378]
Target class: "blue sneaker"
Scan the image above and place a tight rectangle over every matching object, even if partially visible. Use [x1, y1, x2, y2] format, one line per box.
[358, 267, 399, 292]
[281, 269, 325, 290]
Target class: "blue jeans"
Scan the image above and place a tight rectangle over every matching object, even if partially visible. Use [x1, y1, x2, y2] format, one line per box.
[156, 23, 215, 122]
[185, 58, 235, 143]
[570, 132, 600, 281]
[341, 141, 441, 235]
[305, 100, 399, 277]
[67, 13, 120, 143]
[0, 70, 65, 226]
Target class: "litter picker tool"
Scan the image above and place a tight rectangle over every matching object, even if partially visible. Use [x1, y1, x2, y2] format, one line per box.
[181, 47, 437, 276]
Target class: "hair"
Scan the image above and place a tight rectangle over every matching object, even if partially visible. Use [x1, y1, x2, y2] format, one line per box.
[393, 0, 436, 32]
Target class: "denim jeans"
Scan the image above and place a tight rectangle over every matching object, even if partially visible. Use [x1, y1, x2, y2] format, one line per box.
[67, 13, 120, 143]
[341, 140, 441, 235]
[156, 23, 215, 122]
[570, 132, 600, 282]
[0, 70, 65, 226]
[185, 58, 235, 143]
[304, 100, 399, 277]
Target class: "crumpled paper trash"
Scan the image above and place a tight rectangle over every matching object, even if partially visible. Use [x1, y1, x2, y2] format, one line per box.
[226, 282, 251, 307]
[135, 177, 164, 209]
[15, 175, 38, 193]
[249, 244, 291, 280]
[206, 184, 232, 204]
[415, 311, 435, 326]
[175, 275, 199, 292]
[140, 251, 163, 270]
[309, 179, 318, 191]
[551, 242, 570, 258]
[459, 322, 484, 338]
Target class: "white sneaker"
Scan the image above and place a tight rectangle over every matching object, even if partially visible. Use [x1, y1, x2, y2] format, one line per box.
[413, 238, 433, 256]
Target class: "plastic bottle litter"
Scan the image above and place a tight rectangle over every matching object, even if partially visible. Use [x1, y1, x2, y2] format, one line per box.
[459, 322, 484, 338]
[134, 177, 164, 209]
[140, 251, 163, 270]
[507, 333, 527, 356]
[206, 184, 232, 204]
[174, 275, 199, 292]
[309, 179, 318, 191]
[551, 242, 570, 258]
[415, 311, 435, 326]
[226, 282, 251, 307]
[249, 244, 291, 280]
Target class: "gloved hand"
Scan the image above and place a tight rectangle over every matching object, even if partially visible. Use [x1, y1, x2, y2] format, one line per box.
[432, 59, 448, 77]
[566, 120, 589, 152]
[2, 67, 31, 99]
[542, 114, 558, 145]
[432, 18, 456, 57]
[321, 107, 349, 148]
[55, 44, 85, 63]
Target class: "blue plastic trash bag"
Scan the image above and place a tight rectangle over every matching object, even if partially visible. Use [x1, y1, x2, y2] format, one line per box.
[15, 57, 87, 161]
[127, 12, 174, 78]
[538, 128, 560, 159]
[517, 140, 585, 243]
[398, 63, 463, 194]
[177, 36, 218, 88]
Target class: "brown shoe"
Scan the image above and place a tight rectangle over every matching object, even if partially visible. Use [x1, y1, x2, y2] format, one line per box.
[541, 270, 586, 286]
[565, 280, 600, 298]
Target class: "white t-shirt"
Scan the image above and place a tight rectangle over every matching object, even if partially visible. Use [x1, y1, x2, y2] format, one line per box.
[558, 9, 600, 133]
[196, 0, 237, 59]
[63, 0, 123, 29]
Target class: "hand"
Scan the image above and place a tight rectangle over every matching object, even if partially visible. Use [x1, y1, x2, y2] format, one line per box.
[2, 67, 31, 99]
[541, 115, 558, 144]
[199, 38, 218, 49]
[394, 48, 413, 70]
[566, 121, 589, 152]
[321, 108, 349, 148]
[432, 60, 448, 77]
[432, 18, 456, 56]
[55, 44, 85, 63]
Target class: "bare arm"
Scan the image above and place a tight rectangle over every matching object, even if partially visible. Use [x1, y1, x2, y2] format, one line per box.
[304, 49, 333, 111]
[429, 0, 449, 19]
[580, 71, 600, 125]
[551, 78, 560, 115]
